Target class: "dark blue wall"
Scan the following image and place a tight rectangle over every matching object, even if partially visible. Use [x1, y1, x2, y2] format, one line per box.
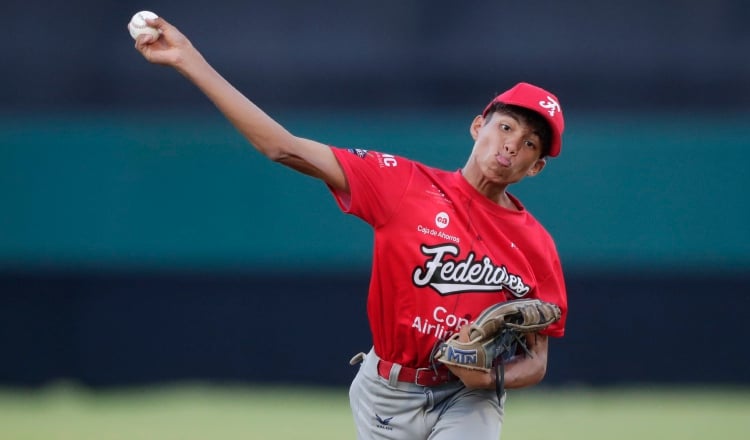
[3, 0, 749, 111]
[1, 270, 747, 387]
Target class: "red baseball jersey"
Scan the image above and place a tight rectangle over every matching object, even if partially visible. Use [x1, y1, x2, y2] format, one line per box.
[329, 147, 567, 368]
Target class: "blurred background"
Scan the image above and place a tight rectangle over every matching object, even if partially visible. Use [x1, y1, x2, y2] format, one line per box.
[1, 0, 749, 438]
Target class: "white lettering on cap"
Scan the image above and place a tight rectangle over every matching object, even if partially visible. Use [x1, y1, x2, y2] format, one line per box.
[539, 96, 561, 117]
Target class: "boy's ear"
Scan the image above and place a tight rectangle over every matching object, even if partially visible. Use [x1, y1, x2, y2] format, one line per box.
[470, 114, 485, 141]
[527, 158, 546, 176]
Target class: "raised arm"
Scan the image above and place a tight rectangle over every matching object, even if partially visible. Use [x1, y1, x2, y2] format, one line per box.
[132, 16, 348, 192]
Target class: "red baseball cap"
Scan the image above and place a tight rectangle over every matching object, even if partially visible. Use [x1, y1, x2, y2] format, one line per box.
[482, 82, 564, 157]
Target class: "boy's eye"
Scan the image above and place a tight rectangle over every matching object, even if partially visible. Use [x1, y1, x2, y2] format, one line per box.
[500, 124, 511, 131]
[525, 141, 537, 149]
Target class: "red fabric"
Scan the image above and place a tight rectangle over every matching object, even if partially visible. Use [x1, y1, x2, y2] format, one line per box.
[329, 148, 567, 369]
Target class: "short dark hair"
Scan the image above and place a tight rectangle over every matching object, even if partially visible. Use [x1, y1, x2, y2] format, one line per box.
[484, 102, 553, 158]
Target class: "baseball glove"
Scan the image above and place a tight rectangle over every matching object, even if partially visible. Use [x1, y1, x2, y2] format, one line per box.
[433, 298, 561, 389]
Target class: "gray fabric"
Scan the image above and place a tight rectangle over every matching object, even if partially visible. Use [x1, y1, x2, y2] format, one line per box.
[349, 347, 505, 440]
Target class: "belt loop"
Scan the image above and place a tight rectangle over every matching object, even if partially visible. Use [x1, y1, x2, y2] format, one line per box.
[388, 363, 402, 387]
[424, 387, 435, 411]
[349, 352, 366, 366]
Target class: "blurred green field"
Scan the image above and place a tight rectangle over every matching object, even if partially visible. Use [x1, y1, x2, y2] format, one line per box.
[1, 383, 748, 440]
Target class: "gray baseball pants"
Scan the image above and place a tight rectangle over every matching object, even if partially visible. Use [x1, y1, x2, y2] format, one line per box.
[348, 347, 505, 440]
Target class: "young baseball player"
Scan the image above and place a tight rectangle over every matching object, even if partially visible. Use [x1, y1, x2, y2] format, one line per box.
[133, 16, 567, 440]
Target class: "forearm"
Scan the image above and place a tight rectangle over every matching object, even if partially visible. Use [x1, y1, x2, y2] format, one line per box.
[501, 351, 547, 389]
[134, 16, 347, 190]
[175, 49, 296, 160]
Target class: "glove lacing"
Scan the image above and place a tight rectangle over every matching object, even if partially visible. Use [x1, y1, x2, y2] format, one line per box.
[494, 330, 533, 403]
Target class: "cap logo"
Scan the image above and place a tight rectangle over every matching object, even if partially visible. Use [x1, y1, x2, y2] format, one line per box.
[538, 96, 561, 117]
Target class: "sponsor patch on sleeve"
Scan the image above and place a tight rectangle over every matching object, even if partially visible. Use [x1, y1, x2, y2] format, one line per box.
[346, 148, 370, 158]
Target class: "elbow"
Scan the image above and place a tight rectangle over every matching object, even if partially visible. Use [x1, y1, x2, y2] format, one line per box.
[262, 141, 291, 162]
[267, 149, 288, 163]
[253, 132, 299, 162]
[265, 135, 306, 163]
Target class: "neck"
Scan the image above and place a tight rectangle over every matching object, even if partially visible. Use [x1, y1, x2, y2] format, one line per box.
[460, 167, 516, 209]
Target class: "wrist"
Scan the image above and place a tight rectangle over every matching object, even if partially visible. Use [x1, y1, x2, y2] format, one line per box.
[175, 46, 206, 77]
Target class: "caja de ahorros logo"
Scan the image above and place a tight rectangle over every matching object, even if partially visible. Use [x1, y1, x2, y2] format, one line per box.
[412, 243, 530, 297]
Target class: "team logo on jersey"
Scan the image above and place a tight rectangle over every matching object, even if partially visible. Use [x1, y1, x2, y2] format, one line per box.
[412, 243, 530, 297]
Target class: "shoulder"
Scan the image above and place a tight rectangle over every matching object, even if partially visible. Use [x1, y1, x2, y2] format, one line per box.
[332, 147, 420, 169]
[505, 202, 560, 259]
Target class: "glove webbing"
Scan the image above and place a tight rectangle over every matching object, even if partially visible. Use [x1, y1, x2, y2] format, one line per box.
[494, 330, 533, 403]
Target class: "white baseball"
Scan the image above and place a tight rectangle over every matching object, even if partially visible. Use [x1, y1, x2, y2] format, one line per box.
[128, 10, 160, 40]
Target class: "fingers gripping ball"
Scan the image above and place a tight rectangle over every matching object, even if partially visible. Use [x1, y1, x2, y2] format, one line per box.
[128, 10, 160, 40]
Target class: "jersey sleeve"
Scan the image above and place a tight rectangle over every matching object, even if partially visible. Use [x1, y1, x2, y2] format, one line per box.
[328, 147, 415, 227]
[535, 240, 567, 338]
